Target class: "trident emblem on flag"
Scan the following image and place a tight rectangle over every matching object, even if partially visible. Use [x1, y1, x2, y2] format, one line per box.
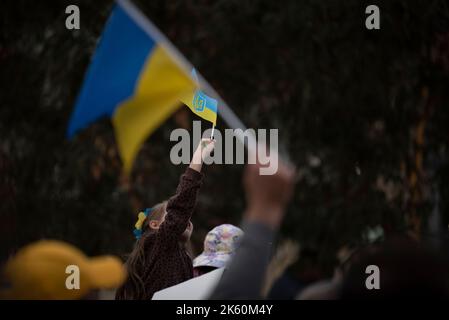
[193, 91, 207, 112]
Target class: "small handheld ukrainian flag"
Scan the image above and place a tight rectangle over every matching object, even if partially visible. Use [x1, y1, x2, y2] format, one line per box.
[181, 69, 218, 126]
[67, 0, 218, 173]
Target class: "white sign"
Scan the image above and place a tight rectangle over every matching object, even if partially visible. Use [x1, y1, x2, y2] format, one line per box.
[152, 268, 225, 300]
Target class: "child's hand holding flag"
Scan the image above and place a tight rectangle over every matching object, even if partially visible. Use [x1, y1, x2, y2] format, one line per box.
[190, 138, 215, 172]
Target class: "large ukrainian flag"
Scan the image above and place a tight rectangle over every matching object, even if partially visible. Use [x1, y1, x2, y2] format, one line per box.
[67, 1, 198, 173]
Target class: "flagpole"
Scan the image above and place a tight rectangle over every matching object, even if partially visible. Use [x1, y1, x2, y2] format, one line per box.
[117, 0, 257, 154]
[210, 125, 215, 140]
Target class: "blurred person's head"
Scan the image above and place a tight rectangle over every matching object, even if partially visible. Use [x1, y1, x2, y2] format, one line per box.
[193, 224, 244, 277]
[341, 236, 449, 299]
[0, 240, 126, 300]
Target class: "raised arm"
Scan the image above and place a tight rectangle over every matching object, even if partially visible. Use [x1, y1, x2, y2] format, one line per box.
[210, 157, 296, 299]
[157, 139, 215, 243]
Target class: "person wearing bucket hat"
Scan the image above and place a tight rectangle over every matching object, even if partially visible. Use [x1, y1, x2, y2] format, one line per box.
[193, 224, 244, 277]
[0, 240, 126, 300]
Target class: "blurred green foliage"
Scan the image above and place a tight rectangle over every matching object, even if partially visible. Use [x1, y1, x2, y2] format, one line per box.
[1, 0, 449, 274]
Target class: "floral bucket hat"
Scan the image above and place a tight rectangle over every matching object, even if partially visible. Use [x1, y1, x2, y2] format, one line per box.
[193, 224, 244, 269]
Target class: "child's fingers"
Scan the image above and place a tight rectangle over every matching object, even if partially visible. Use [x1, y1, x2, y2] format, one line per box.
[200, 138, 214, 149]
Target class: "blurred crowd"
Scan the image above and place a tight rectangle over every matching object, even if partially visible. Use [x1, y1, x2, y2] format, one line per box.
[1, 141, 449, 300]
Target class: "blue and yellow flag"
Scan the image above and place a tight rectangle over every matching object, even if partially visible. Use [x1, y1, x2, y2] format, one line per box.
[181, 69, 218, 125]
[67, 1, 216, 173]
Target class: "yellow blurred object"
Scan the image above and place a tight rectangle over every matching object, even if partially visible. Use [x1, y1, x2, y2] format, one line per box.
[1, 240, 126, 300]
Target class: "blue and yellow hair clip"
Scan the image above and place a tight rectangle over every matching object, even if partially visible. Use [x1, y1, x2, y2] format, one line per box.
[133, 208, 152, 240]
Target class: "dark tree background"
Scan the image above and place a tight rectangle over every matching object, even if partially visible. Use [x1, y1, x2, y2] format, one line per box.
[1, 0, 449, 275]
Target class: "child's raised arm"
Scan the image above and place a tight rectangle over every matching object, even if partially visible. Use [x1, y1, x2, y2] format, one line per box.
[189, 138, 215, 173]
[157, 139, 215, 243]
